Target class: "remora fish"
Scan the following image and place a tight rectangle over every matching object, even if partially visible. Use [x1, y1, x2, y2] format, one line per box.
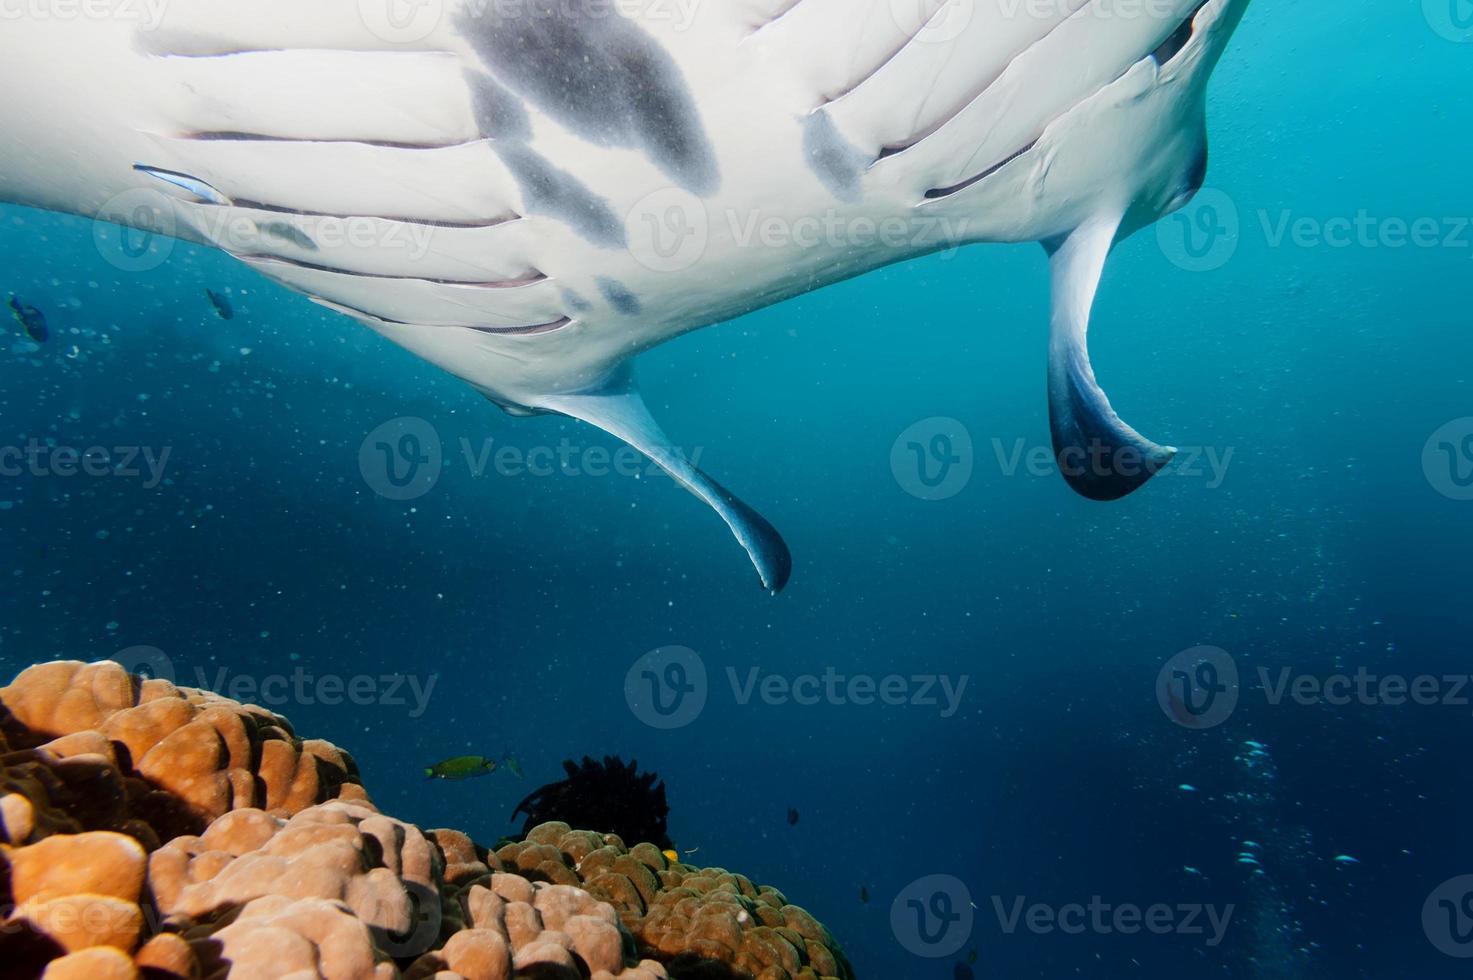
[206, 288, 235, 321]
[0, 0, 1252, 592]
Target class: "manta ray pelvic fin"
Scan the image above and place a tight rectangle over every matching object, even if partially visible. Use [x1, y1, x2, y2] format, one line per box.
[534, 368, 792, 594]
[1046, 215, 1177, 502]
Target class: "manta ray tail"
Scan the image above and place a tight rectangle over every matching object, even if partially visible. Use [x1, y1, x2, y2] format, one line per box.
[1046, 217, 1177, 502]
[534, 370, 792, 594]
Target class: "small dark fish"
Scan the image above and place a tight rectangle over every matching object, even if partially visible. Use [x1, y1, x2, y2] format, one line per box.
[9, 296, 48, 343]
[859, 885, 869, 905]
[206, 288, 235, 321]
[787, 807, 799, 826]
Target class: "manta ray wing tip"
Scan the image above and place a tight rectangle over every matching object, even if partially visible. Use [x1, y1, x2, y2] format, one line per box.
[720, 485, 792, 594]
[1052, 416, 1177, 502]
[756, 534, 793, 595]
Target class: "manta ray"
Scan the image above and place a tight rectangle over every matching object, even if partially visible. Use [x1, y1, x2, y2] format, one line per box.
[0, 0, 1250, 592]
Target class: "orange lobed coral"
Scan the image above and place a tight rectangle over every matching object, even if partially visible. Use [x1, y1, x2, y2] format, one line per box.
[0, 661, 852, 980]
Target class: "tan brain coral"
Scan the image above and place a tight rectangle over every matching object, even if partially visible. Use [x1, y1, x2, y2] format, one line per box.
[495, 826, 853, 980]
[0, 660, 852, 980]
[1, 660, 369, 840]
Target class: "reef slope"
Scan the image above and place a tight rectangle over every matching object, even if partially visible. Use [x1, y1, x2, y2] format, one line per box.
[0, 660, 853, 980]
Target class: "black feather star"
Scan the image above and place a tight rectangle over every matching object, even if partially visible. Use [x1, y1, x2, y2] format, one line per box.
[512, 755, 672, 850]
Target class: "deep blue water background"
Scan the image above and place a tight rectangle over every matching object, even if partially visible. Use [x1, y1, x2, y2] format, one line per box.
[3, 2, 1472, 977]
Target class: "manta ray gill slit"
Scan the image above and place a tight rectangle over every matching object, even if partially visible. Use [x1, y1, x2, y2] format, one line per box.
[920, 0, 1213, 204]
[922, 140, 1040, 202]
[245, 253, 549, 289]
[1152, 0, 1212, 66]
[467, 317, 573, 336]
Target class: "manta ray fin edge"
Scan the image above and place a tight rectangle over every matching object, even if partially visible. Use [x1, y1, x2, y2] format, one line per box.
[532, 369, 792, 594]
[1046, 215, 1176, 502]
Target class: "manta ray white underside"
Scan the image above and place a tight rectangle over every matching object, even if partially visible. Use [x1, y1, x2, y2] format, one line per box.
[0, 0, 1251, 592]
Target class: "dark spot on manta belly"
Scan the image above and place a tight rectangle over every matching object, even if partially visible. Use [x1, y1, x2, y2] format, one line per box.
[257, 221, 318, 251]
[465, 70, 531, 140]
[597, 277, 642, 315]
[802, 110, 867, 204]
[493, 142, 626, 248]
[560, 288, 593, 313]
[455, 0, 719, 195]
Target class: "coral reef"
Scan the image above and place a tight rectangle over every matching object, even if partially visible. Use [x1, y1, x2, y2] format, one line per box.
[495, 824, 854, 980]
[0, 661, 853, 980]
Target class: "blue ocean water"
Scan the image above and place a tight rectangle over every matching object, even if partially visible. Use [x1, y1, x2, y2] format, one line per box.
[2, 2, 1471, 977]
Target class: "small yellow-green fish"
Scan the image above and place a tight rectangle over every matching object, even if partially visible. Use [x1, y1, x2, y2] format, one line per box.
[425, 755, 501, 780]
